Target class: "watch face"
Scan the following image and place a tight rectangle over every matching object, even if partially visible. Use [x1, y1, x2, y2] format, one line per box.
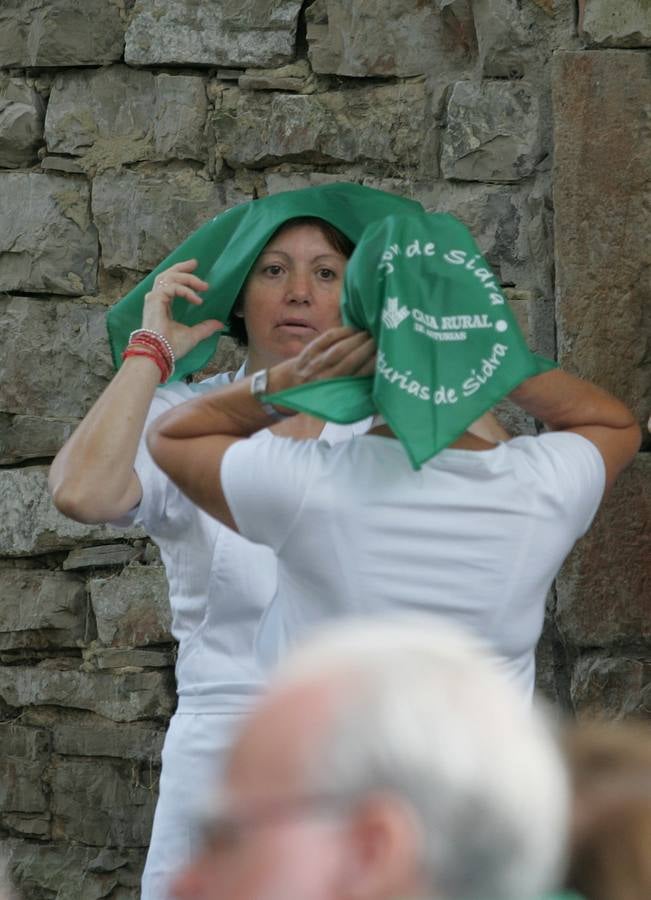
[251, 368, 268, 398]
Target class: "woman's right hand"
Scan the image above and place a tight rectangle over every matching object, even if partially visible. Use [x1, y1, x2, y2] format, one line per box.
[142, 259, 223, 359]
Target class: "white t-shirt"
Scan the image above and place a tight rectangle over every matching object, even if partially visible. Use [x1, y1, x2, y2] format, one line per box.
[118, 369, 372, 707]
[222, 431, 606, 698]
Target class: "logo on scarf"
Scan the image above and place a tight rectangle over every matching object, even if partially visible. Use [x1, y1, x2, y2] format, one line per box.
[382, 297, 410, 330]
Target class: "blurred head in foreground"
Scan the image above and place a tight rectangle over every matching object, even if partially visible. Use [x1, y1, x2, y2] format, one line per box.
[171, 618, 568, 900]
[564, 720, 651, 900]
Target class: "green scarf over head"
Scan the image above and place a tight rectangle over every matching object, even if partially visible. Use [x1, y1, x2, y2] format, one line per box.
[266, 212, 556, 468]
[106, 183, 424, 382]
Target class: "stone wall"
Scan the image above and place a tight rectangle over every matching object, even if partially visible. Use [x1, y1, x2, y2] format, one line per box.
[1, 1, 649, 895]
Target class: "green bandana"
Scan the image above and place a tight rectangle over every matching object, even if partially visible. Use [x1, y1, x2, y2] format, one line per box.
[106, 183, 424, 382]
[267, 212, 556, 468]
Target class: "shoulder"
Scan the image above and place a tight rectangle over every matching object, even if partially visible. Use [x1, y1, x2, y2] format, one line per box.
[505, 431, 605, 474]
[503, 432, 606, 514]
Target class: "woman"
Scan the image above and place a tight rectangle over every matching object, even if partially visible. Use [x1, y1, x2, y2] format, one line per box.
[146, 211, 641, 701]
[49, 184, 433, 897]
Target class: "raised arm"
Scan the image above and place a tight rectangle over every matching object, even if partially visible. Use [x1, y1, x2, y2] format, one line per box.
[146, 328, 376, 529]
[509, 370, 641, 492]
[49, 261, 222, 523]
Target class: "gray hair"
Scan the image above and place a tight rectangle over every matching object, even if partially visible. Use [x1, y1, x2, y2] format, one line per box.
[277, 616, 568, 900]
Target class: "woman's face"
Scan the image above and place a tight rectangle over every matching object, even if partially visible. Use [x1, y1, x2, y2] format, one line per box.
[238, 223, 348, 371]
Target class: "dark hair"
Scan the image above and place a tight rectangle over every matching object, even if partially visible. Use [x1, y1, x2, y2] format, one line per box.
[229, 216, 355, 347]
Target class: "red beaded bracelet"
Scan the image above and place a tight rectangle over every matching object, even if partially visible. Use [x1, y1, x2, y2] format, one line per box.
[129, 331, 174, 370]
[122, 346, 171, 383]
[129, 329, 176, 375]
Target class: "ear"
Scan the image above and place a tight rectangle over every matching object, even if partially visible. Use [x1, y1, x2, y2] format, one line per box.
[337, 792, 426, 900]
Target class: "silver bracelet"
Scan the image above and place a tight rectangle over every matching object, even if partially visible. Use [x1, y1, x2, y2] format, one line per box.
[129, 328, 176, 369]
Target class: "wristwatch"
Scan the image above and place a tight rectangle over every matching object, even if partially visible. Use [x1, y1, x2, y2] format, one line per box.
[250, 369, 292, 421]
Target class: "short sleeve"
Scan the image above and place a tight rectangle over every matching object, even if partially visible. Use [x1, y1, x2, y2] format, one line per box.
[221, 436, 322, 553]
[511, 432, 606, 539]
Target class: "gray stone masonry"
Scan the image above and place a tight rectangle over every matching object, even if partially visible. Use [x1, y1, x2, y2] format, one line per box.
[0, 297, 112, 418]
[125, 0, 303, 68]
[306, 0, 475, 77]
[441, 80, 543, 183]
[92, 170, 235, 273]
[45, 66, 209, 171]
[90, 566, 173, 648]
[0, 75, 45, 168]
[0, 0, 125, 67]
[0, 569, 88, 650]
[0, 173, 97, 295]
[579, 0, 651, 47]
[0, 2, 649, 896]
[214, 81, 436, 173]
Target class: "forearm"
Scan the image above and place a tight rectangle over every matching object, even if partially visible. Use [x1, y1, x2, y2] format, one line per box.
[148, 363, 294, 443]
[509, 370, 637, 432]
[49, 356, 160, 521]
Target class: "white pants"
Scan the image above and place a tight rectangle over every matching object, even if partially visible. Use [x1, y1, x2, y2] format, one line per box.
[140, 709, 247, 900]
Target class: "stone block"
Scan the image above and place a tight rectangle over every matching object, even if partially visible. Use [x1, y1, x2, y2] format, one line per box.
[0, 0, 125, 67]
[1, 813, 50, 838]
[125, 0, 302, 68]
[472, 0, 539, 76]
[45, 66, 208, 170]
[92, 170, 231, 273]
[441, 80, 542, 182]
[0, 414, 77, 465]
[63, 544, 142, 570]
[215, 82, 433, 172]
[556, 457, 651, 647]
[553, 51, 651, 434]
[90, 566, 172, 648]
[580, 0, 651, 48]
[0, 570, 88, 650]
[52, 717, 165, 762]
[2, 838, 144, 900]
[1, 724, 50, 760]
[0, 783, 48, 823]
[40, 155, 85, 174]
[0, 665, 175, 722]
[0, 297, 112, 419]
[431, 179, 557, 311]
[430, 182, 527, 283]
[571, 655, 651, 720]
[83, 646, 175, 669]
[0, 726, 49, 814]
[50, 756, 157, 847]
[0, 467, 144, 558]
[239, 60, 316, 92]
[306, 0, 475, 77]
[0, 173, 98, 295]
[0, 75, 44, 168]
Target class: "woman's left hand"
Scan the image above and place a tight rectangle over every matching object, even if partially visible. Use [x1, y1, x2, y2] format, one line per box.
[270, 327, 376, 392]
